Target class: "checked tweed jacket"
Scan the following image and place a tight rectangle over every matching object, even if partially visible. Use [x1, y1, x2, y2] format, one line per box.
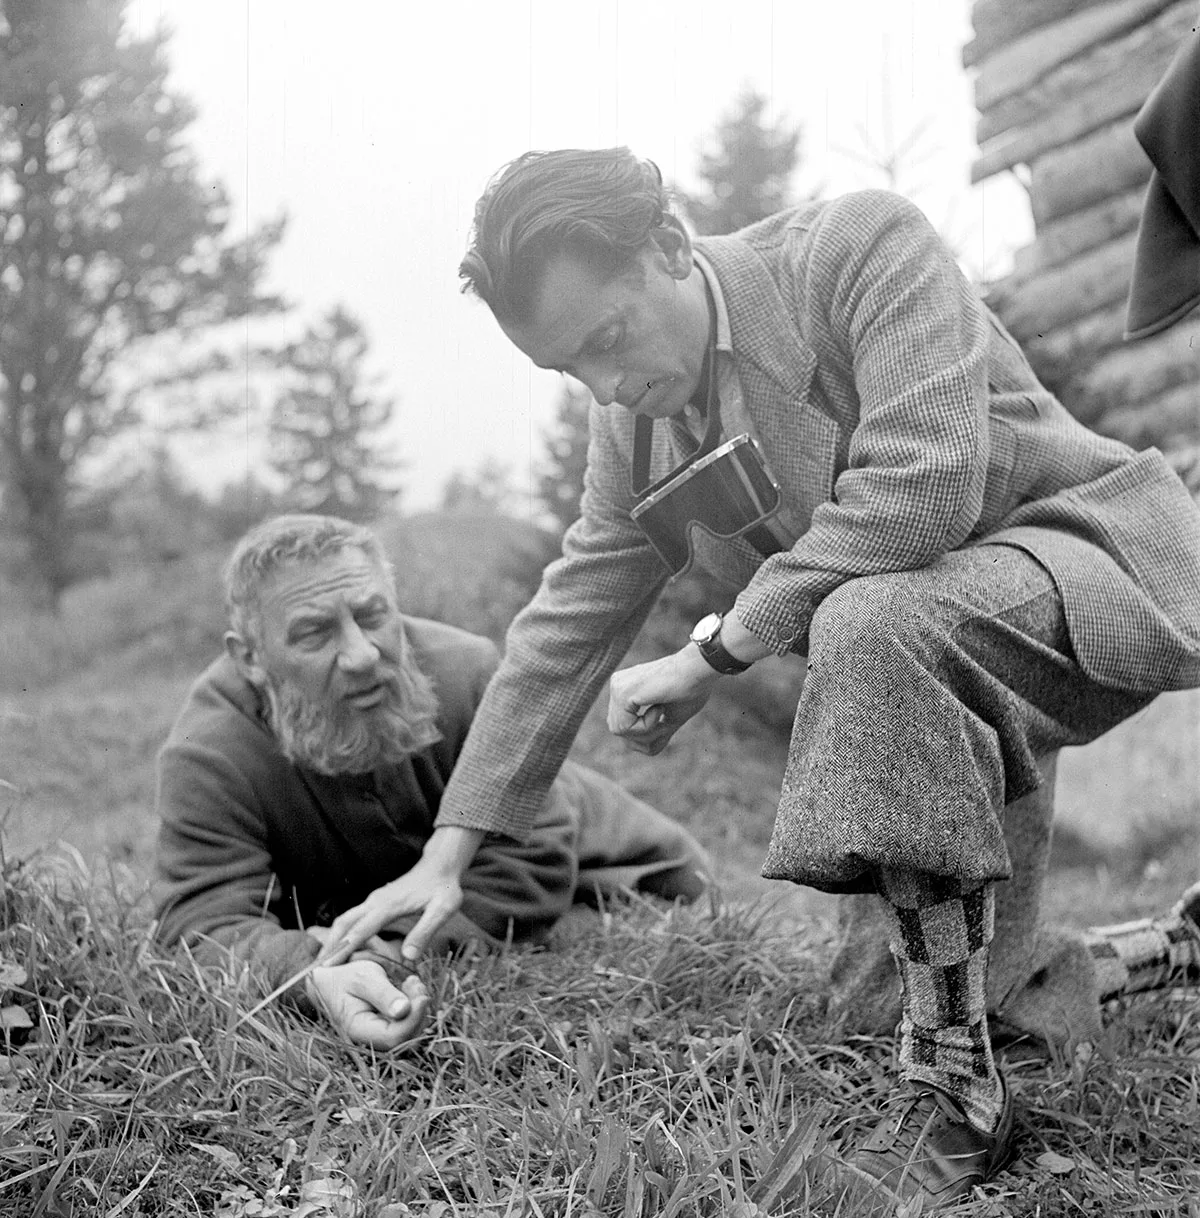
[437, 189, 1200, 843]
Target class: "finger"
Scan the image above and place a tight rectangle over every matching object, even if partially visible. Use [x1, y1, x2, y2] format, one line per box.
[609, 702, 663, 737]
[366, 995, 431, 1051]
[400, 893, 458, 961]
[363, 934, 405, 963]
[351, 966, 414, 1021]
[318, 911, 382, 965]
[607, 701, 642, 734]
[356, 979, 431, 1049]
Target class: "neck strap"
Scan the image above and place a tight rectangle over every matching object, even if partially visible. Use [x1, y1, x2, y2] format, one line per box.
[631, 282, 720, 499]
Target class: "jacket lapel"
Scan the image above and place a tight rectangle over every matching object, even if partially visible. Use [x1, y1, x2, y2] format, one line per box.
[697, 235, 841, 536]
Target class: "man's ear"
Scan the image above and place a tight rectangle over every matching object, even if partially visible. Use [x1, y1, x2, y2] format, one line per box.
[649, 214, 695, 280]
[225, 630, 266, 688]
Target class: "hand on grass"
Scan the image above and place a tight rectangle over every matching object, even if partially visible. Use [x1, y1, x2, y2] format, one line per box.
[315, 827, 483, 967]
[608, 647, 720, 755]
[306, 960, 430, 1051]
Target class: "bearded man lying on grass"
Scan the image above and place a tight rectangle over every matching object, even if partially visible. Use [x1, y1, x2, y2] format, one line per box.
[152, 513, 709, 1049]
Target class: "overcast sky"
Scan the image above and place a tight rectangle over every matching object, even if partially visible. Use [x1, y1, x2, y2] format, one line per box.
[124, 0, 1032, 515]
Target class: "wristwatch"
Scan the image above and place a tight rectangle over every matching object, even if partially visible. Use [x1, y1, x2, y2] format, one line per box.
[690, 612, 752, 675]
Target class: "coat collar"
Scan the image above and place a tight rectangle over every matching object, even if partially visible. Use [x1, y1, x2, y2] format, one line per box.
[694, 232, 816, 399]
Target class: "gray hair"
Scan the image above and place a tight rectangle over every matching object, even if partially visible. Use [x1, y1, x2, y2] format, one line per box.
[223, 513, 395, 645]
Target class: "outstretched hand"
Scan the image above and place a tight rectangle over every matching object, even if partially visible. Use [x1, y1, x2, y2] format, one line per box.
[315, 826, 483, 967]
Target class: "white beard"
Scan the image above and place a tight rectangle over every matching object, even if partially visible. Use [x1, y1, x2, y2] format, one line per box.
[262, 655, 442, 775]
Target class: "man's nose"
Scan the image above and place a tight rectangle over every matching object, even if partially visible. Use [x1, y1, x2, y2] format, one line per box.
[338, 623, 379, 671]
[578, 364, 623, 407]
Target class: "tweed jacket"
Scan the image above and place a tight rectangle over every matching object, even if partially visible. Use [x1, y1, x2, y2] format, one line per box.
[436, 189, 1200, 842]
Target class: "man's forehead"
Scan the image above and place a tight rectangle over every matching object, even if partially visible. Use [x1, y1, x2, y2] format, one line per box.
[503, 254, 623, 368]
[258, 549, 390, 621]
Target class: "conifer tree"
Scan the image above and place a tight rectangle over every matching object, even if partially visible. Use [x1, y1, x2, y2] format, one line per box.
[0, 0, 282, 605]
[267, 306, 401, 520]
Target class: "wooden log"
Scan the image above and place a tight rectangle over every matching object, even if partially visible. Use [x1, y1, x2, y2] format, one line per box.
[964, 0, 1097, 69]
[1011, 191, 1145, 282]
[1020, 303, 1129, 368]
[971, 52, 1165, 183]
[1083, 313, 1200, 401]
[976, 0, 1195, 142]
[990, 230, 1139, 341]
[1030, 120, 1150, 226]
[1095, 378, 1200, 449]
[973, 0, 1175, 113]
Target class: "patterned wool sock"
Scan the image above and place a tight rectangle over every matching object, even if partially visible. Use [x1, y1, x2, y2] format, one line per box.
[1084, 881, 1200, 1001]
[876, 869, 1004, 1135]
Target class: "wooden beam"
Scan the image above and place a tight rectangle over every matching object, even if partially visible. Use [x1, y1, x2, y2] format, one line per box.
[973, 0, 1175, 112]
[1096, 378, 1200, 449]
[989, 230, 1139, 340]
[975, 0, 1195, 144]
[1020, 303, 1129, 368]
[964, 0, 1095, 69]
[1011, 191, 1145, 282]
[971, 51, 1164, 183]
[1083, 313, 1200, 401]
[1029, 120, 1150, 227]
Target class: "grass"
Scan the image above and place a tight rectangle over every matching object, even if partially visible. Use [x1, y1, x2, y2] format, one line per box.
[2, 845, 1200, 1217]
[2, 537, 1200, 1215]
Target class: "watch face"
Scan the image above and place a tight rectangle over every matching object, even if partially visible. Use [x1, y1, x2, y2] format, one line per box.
[691, 612, 723, 645]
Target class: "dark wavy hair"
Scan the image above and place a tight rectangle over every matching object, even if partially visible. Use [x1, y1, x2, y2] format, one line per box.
[459, 147, 671, 326]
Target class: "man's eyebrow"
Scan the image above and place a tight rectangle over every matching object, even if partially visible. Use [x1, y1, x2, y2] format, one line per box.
[541, 312, 620, 373]
[352, 593, 390, 611]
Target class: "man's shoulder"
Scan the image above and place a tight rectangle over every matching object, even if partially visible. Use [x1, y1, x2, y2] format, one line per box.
[699, 191, 931, 264]
[162, 654, 275, 768]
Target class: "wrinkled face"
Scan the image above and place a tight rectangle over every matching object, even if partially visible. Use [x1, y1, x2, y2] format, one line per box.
[240, 548, 441, 774]
[500, 234, 710, 419]
[254, 547, 404, 708]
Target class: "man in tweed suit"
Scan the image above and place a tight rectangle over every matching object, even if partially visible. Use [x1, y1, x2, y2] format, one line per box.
[320, 149, 1200, 1207]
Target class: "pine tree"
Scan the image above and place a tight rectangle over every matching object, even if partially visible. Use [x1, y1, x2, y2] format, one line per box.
[536, 380, 592, 533]
[682, 88, 804, 235]
[0, 0, 282, 606]
[267, 306, 401, 520]
[441, 457, 515, 517]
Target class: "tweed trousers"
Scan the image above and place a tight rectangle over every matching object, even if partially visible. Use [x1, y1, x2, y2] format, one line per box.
[761, 542, 1152, 894]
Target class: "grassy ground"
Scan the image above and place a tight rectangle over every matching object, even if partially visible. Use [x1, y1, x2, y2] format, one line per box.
[1, 547, 1199, 1215]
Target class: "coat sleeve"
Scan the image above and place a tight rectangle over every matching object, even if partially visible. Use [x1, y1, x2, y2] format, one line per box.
[152, 730, 320, 1003]
[434, 402, 670, 841]
[734, 191, 994, 654]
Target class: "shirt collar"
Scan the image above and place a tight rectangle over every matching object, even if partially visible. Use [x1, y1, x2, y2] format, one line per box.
[692, 248, 733, 354]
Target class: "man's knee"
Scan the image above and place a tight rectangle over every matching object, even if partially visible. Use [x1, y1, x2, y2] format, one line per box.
[809, 573, 942, 675]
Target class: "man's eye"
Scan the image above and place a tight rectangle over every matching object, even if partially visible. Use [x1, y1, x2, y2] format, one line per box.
[293, 627, 330, 648]
[597, 326, 622, 354]
[357, 610, 387, 630]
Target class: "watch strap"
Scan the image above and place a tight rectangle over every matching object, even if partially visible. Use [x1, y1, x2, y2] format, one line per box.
[695, 624, 752, 675]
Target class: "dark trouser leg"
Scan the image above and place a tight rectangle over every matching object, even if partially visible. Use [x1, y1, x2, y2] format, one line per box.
[763, 543, 1148, 894]
[761, 545, 1149, 1105]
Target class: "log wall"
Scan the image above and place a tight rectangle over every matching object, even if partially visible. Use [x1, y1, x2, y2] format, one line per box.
[970, 0, 1200, 489]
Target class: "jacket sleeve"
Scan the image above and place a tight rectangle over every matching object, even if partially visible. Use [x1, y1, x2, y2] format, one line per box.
[153, 733, 319, 1003]
[734, 191, 994, 654]
[434, 402, 670, 841]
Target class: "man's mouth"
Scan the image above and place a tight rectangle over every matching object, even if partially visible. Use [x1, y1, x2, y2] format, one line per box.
[623, 383, 652, 413]
[345, 681, 386, 709]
